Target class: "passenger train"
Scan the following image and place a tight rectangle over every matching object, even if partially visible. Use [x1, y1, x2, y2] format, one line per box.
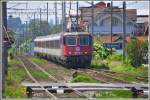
[34, 32, 93, 67]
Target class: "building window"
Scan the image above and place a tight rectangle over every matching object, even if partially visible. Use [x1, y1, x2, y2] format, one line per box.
[112, 17, 119, 26]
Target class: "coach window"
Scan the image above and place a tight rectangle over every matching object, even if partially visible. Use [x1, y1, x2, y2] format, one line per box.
[79, 36, 90, 46]
[64, 36, 76, 46]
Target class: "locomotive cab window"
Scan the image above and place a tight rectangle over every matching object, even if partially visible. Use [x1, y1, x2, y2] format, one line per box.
[64, 36, 76, 46]
[79, 35, 90, 46]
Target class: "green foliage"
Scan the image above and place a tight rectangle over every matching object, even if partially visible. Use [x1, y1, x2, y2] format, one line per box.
[29, 19, 50, 36]
[30, 57, 47, 64]
[126, 38, 148, 67]
[4, 59, 27, 97]
[107, 54, 123, 61]
[30, 69, 49, 79]
[93, 42, 110, 60]
[71, 74, 99, 83]
[109, 61, 148, 78]
[95, 90, 132, 98]
[7, 30, 16, 42]
[91, 59, 109, 69]
[49, 24, 62, 34]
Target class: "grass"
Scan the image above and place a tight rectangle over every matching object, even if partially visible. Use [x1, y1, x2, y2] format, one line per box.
[30, 68, 49, 79]
[71, 73, 99, 83]
[108, 61, 148, 78]
[91, 57, 148, 83]
[95, 90, 132, 98]
[47, 69, 57, 76]
[91, 58, 109, 69]
[4, 58, 27, 98]
[30, 57, 47, 64]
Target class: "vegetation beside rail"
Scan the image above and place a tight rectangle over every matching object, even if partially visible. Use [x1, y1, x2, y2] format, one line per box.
[4, 58, 27, 98]
[91, 38, 148, 83]
[95, 90, 132, 98]
[71, 73, 99, 83]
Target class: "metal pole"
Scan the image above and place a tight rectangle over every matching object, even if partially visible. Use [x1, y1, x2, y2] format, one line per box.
[62, 1, 66, 32]
[55, 1, 58, 26]
[47, 2, 48, 35]
[110, 0, 113, 54]
[64, 1, 66, 32]
[25, 21, 27, 53]
[123, 1, 126, 61]
[40, 8, 42, 35]
[62, 1, 64, 33]
[0, 2, 3, 98]
[34, 12, 35, 38]
[76, 0, 79, 32]
[91, 0, 94, 34]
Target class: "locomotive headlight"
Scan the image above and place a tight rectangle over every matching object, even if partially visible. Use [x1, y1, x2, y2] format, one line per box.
[76, 47, 80, 51]
[68, 52, 71, 54]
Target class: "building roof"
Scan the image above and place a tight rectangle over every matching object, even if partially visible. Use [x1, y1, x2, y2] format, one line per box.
[94, 35, 148, 44]
[126, 36, 148, 42]
[94, 35, 121, 43]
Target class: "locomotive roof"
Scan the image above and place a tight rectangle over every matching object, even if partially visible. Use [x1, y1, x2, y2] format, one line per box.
[34, 32, 91, 41]
[64, 32, 90, 35]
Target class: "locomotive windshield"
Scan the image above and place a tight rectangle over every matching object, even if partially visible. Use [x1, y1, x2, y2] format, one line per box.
[64, 36, 76, 45]
[79, 36, 90, 46]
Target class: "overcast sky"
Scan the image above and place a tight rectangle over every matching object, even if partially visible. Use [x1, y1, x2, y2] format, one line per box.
[7, 1, 149, 24]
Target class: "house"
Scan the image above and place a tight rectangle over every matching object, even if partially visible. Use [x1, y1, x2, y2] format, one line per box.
[79, 2, 139, 35]
[136, 15, 149, 35]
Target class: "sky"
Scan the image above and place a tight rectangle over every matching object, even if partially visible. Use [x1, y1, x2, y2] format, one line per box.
[7, 1, 149, 24]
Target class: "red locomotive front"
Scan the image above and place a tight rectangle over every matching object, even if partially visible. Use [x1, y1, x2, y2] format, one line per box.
[63, 32, 92, 67]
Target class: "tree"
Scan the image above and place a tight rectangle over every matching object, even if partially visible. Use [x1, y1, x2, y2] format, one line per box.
[93, 42, 110, 60]
[29, 19, 50, 37]
[126, 38, 148, 67]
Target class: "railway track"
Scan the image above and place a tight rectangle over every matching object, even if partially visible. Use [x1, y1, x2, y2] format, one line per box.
[91, 69, 148, 83]
[18, 56, 57, 99]
[77, 68, 130, 84]
[18, 56, 88, 98]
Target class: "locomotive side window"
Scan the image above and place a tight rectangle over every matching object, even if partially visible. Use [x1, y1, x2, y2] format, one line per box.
[64, 36, 76, 46]
[79, 36, 90, 46]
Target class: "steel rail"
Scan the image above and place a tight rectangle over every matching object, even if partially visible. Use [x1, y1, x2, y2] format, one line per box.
[18, 56, 57, 99]
[87, 69, 130, 83]
[25, 56, 89, 98]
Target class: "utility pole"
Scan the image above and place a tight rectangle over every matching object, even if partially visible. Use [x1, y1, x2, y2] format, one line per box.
[40, 8, 42, 35]
[76, 0, 79, 31]
[25, 21, 27, 53]
[69, 0, 71, 15]
[62, 1, 66, 32]
[34, 12, 36, 38]
[110, 0, 113, 54]
[123, 1, 126, 61]
[47, 2, 49, 35]
[91, 0, 94, 34]
[55, 1, 58, 27]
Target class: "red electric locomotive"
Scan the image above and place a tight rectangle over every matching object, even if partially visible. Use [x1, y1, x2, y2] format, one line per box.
[34, 32, 93, 67]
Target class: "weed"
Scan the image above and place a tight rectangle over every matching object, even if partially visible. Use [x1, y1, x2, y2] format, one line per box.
[30, 57, 47, 63]
[95, 90, 132, 98]
[71, 73, 99, 83]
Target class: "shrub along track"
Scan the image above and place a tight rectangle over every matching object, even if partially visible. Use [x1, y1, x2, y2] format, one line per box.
[93, 69, 148, 83]
[19, 55, 88, 98]
[77, 69, 130, 84]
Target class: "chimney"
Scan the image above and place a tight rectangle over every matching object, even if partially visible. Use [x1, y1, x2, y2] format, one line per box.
[107, 3, 110, 7]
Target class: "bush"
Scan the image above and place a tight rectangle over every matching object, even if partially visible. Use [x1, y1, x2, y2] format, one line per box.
[126, 38, 148, 67]
[93, 42, 110, 60]
[71, 74, 98, 83]
[91, 59, 109, 70]
[107, 54, 122, 61]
